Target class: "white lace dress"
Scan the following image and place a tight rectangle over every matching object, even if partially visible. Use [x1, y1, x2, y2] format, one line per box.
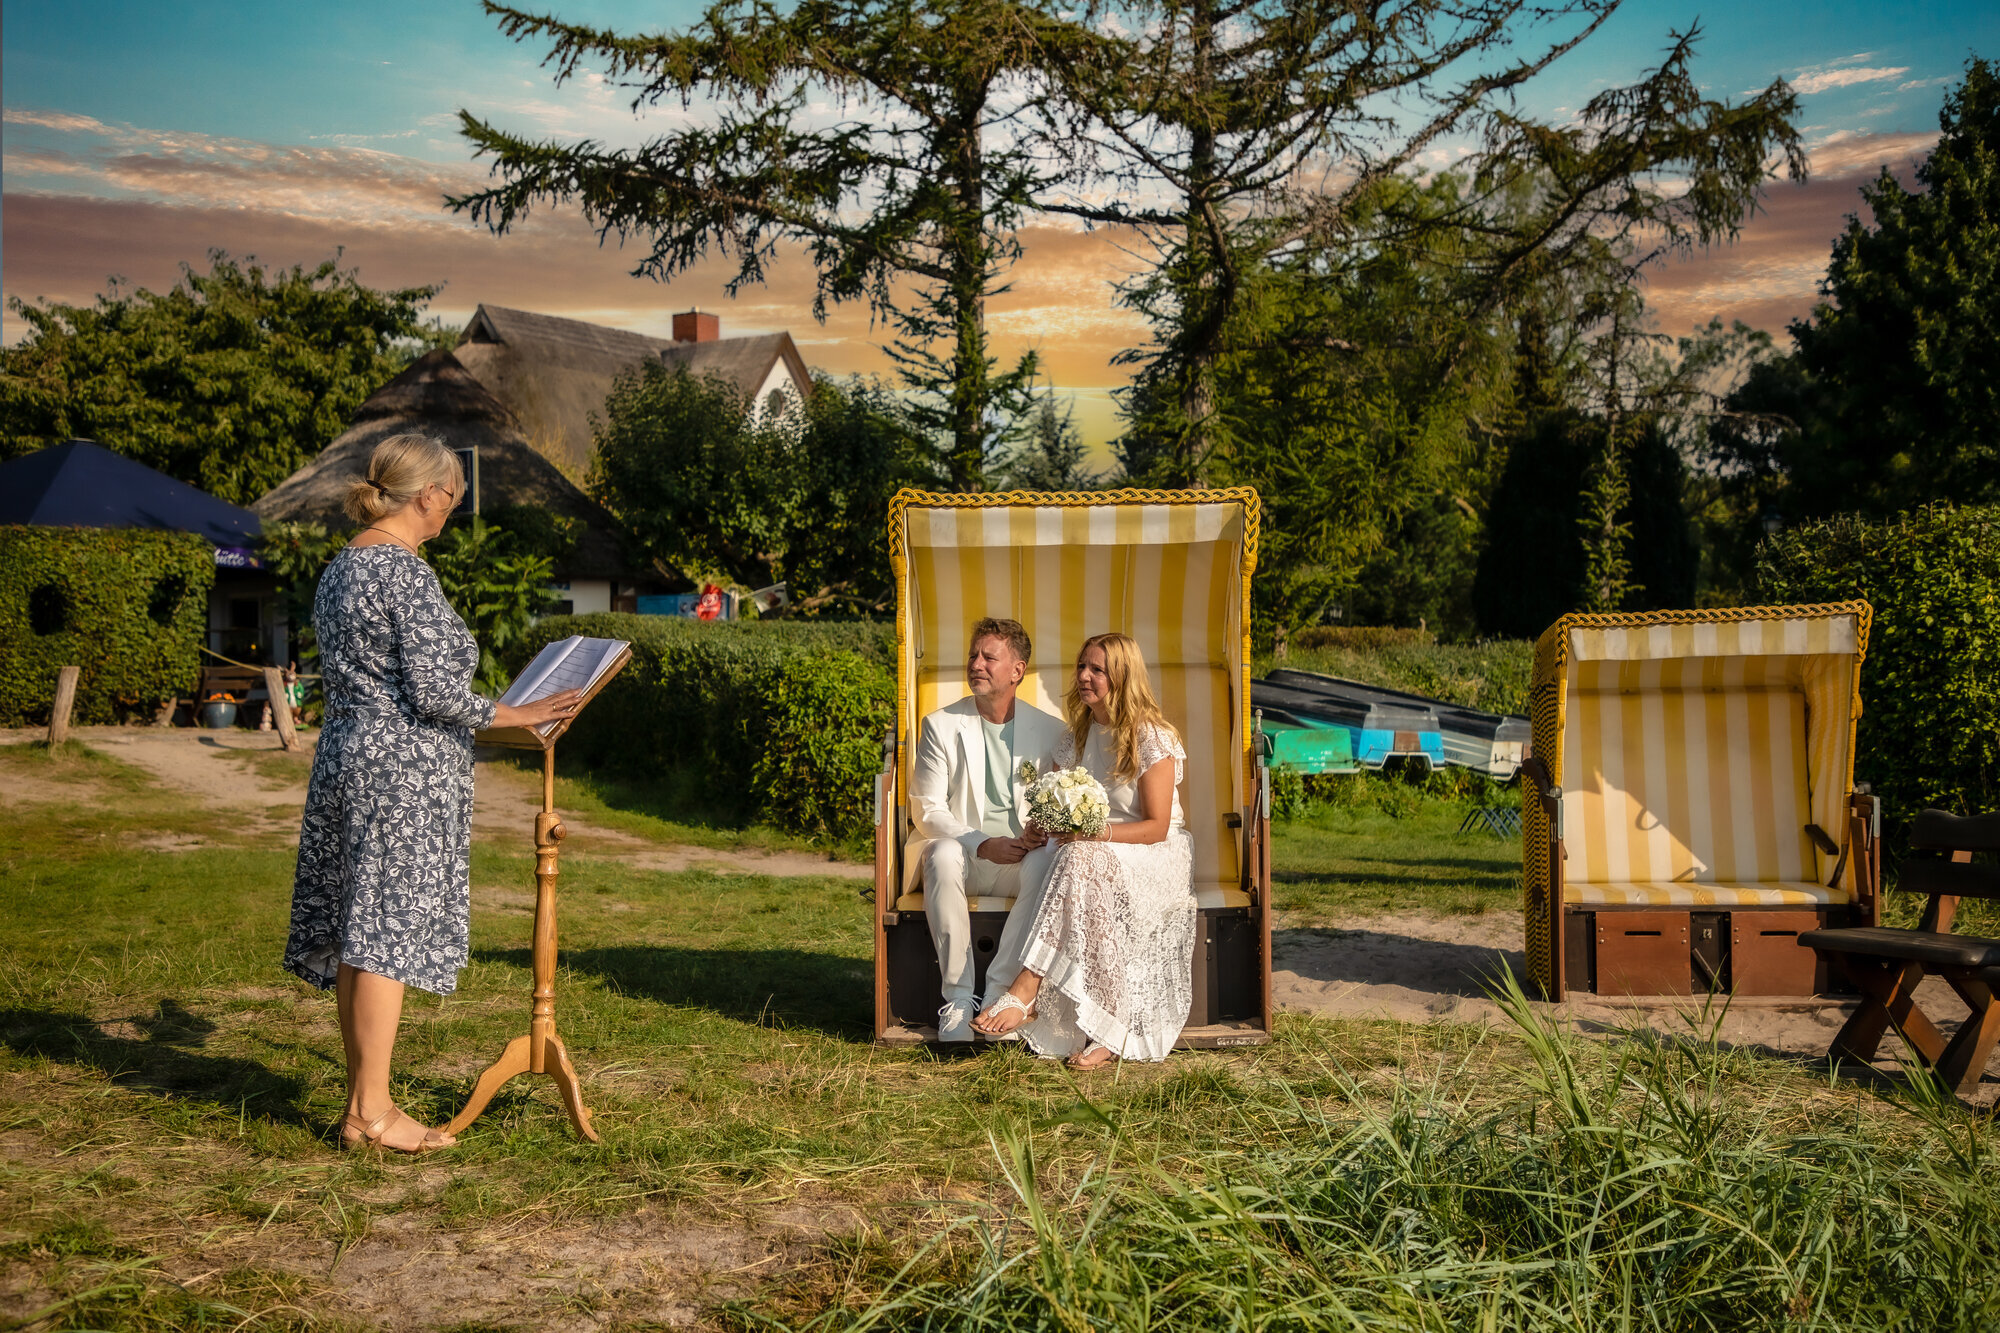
[1016, 722, 1196, 1061]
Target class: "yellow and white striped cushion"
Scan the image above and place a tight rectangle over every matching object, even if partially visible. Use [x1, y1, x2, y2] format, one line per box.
[1565, 880, 1849, 907]
[1561, 687, 1819, 888]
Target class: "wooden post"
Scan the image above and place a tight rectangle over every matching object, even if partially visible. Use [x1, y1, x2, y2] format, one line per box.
[444, 742, 598, 1142]
[47, 666, 80, 746]
[261, 667, 300, 753]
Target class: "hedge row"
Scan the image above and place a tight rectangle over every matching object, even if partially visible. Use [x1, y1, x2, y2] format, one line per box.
[1291, 625, 1436, 652]
[505, 614, 895, 844]
[1267, 637, 1535, 717]
[0, 526, 215, 726]
[1757, 503, 2000, 843]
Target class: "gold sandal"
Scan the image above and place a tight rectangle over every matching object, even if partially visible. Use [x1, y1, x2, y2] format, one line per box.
[341, 1108, 455, 1154]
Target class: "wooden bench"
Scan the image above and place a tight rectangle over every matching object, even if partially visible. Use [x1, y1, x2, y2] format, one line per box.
[199, 665, 266, 702]
[1801, 810, 2000, 1093]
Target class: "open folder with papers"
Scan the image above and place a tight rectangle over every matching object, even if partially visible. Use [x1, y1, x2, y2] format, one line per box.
[476, 634, 632, 750]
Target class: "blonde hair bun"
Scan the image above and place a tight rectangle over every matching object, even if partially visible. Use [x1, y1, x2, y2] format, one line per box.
[342, 433, 463, 524]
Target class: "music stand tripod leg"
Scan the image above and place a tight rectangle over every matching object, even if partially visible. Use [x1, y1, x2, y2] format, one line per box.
[448, 744, 598, 1140]
[544, 1034, 599, 1142]
[442, 1035, 532, 1137]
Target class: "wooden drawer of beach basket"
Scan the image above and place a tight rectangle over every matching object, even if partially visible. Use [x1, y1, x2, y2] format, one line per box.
[1595, 912, 1691, 996]
[1729, 910, 1824, 996]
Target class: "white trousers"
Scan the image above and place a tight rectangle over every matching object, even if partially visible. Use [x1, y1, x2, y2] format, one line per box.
[922, 839, 1057, 1006]
[983, 842, 1056, 1007]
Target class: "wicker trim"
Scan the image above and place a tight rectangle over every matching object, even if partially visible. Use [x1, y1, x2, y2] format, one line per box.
[884, 486, 1264, 797]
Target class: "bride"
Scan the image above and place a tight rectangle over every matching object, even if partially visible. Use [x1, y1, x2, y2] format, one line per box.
[971, 632, 1196, 1069]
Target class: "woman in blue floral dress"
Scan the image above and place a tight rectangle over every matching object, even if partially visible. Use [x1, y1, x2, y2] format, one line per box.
[283, 434, 578, 1154]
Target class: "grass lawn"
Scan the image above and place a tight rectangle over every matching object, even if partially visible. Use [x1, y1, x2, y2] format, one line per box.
[2, 741, 1995, 1331]
[1271, 798, 1520, 918]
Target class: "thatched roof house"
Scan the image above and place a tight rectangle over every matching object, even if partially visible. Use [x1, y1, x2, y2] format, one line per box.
[251, 350, 643, 598]
[453, 305, 815, 470]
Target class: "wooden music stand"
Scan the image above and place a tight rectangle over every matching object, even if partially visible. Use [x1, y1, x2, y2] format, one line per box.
[445, 644, 631, 1142]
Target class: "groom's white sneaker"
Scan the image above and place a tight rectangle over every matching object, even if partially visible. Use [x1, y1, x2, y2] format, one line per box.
[937, 998, 977, 1043]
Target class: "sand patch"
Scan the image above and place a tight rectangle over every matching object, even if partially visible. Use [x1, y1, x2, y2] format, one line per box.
[1272, 909, 2000, 1105]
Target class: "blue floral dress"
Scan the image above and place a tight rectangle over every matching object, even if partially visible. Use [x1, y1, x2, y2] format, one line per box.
[283, 544, 497, 995]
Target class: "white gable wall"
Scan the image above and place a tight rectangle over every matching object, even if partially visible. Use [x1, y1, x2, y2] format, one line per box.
[748, 357, 807, 422]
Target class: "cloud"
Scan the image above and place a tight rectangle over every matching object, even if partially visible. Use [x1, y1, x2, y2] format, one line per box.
[1645, 131, 1930, 338]
[2, 193, 1149, 396]
[2, 108, 116, 133]
[0, 98, 1948, 450]
[1898, 76, 1954, 92]
[1790, 65, 1909, 95]
[1805, 128, 1935, 177]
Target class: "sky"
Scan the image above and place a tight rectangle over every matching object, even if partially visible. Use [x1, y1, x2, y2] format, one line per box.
[4, 0, 1996, 450]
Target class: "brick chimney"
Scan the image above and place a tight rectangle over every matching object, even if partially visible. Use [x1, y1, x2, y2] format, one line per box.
[672, 310, 720, 343]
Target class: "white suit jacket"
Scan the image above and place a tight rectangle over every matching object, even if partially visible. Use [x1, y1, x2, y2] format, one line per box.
[908, 694, 1067, 886]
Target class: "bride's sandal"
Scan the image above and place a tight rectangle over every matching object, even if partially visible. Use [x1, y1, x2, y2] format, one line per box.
[1066, 1042, 1118, 1072]
[341, 1108, 455, 1154]
[972, 991, 1036, 1037]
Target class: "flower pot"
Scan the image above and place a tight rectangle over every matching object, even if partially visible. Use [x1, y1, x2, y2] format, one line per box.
[198, 700, 239, 729]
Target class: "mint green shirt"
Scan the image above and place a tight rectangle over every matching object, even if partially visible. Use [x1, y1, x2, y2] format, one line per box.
[979, 715, 1020, 839]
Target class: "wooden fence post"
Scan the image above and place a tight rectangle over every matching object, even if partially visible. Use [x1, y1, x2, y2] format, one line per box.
[262, 666, 300, 753]
[48, 665, 80, 746]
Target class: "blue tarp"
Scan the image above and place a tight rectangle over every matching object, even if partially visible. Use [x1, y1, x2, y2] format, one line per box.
[0, 439, 262, 548]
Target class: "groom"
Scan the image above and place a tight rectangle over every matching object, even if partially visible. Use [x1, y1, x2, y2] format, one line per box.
[909, 618, 1065, 1042]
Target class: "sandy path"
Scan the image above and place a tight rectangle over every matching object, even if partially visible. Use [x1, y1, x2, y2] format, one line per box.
[1274, 910, 2000, 1100]
[3, 726, 868, 880]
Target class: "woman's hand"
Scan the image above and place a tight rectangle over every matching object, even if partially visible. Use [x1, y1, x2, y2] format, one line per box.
[491, 689, 585, 731]
[1054, 826, 1113, 845]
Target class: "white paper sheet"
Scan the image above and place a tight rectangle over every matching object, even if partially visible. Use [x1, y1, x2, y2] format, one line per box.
[497, 635, 629, 733]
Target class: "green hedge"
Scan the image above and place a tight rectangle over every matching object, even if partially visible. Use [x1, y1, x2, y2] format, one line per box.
[1757, 504, 2000, 838]
[1291, 626, 1436, 652]
[1262, 638, 1535, 717]
[506, 613, 895, 843]
[0, 526, 215, 725]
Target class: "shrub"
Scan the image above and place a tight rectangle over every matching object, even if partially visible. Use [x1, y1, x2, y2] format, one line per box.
[1757, 503, 2000, 837]
[1290, 625, 1435, 652]
[261, 516, 555, 693]
[753, 652, 896, 842]
[1265, 637, 1534, 717]
[425, 518, 556, 693]
[0, 526, 214, 725]
[507, 613, 896, 841]
[1268, 763, 1309, 821]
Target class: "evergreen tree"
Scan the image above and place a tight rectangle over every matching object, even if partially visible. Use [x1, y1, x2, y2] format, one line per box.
[993, 391, 1099, 491]
[1472, 411, 1696, 638]
[1053, 14, 1802, 488]
[457, 0, 1068, 490]
[1787, 56, 2000, 512]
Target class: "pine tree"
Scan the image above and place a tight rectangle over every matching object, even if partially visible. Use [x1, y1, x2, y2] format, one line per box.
[456, 0, 1074, 490]
[1788, 56, 2000, 511]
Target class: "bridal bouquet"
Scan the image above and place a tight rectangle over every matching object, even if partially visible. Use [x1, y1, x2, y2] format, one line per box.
[1024, 765, 1111, 839]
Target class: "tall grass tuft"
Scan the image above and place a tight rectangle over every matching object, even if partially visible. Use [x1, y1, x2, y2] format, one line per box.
[779, 972, 2000, 1331]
